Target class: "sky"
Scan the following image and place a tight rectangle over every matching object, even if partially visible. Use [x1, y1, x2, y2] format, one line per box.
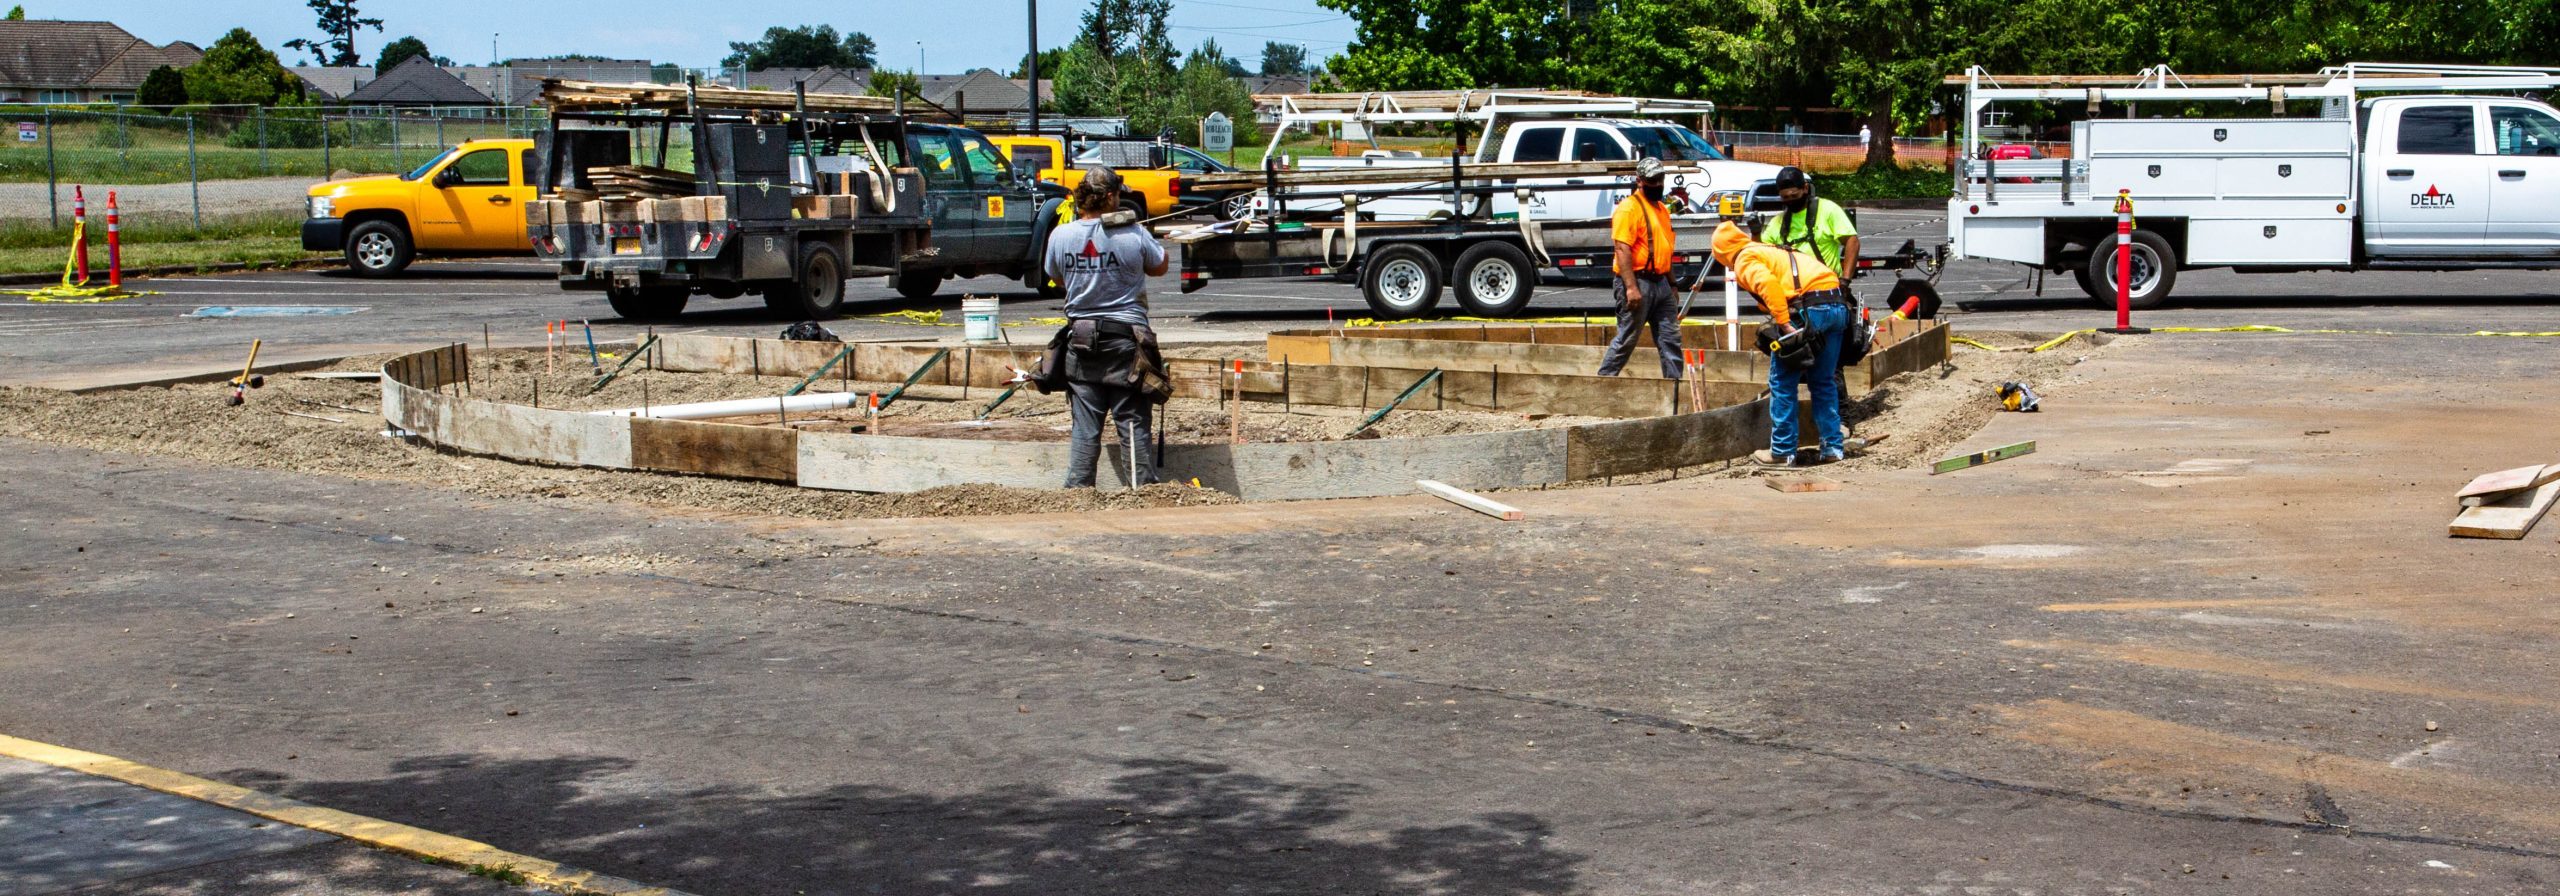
[55, 0, 1359, 74]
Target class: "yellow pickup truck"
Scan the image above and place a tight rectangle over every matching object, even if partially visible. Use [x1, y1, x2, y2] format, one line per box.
[303, 138, 537, 276]
[990, 134, 1249, 221]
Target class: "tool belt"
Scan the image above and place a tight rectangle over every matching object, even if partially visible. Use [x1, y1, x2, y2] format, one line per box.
[1789, 287, 1851, 311]
[1039, 317, 1170, 403]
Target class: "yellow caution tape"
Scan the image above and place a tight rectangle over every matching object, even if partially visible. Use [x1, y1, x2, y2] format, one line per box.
[1346, 314, 1610, 328]
[1954, 324, 2560, 354]
[853, 309, 1069, 329]
[1, 222, 156, 302]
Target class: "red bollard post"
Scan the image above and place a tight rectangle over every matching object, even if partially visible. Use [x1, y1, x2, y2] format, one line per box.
[71, 186, 88, 283]
[2104, 189, 2149, 335]
[105, 191, 122, 290]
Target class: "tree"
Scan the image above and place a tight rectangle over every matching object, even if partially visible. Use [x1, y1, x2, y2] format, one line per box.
[722, 25, 877, 70]
[866, 69, 921, 100]
[650, 63, 684, 84]
[3, 7, 22, 20]
[1053, 0, 1179, 129]
[1013, 48, 1069, 80]
[137, 65, 187, 111]
[1171, 40, 1260, 145]
[185, 28, 298, 106]
[375, 35, 431, 73]
[1258, 41, 1307, 77]
[280, 0, 383, 67]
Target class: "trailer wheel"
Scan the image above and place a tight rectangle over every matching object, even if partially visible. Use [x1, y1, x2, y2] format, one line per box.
[765, 242, 847, 320]
[1361, 245, 1443, 318]
[1452, 242, 1535, 317]
[605, 283, 689, 321]
[892, 270, 943, 301]
[2081, 231, 2176, 310]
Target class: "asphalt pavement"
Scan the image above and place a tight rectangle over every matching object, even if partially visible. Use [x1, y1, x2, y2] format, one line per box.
[7, 208, 2560, 390]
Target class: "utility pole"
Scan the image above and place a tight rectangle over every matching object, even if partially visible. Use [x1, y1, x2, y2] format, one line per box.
[1026, 0, 1040, 135]
[916, 40, 924, 76]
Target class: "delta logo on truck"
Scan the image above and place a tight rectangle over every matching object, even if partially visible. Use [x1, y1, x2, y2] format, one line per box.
[2412, 184, 2456, 208]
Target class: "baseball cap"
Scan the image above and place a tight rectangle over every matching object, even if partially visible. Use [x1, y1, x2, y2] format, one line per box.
[1772, 166, 1809, 190]
[1634, 157, 1665, 179]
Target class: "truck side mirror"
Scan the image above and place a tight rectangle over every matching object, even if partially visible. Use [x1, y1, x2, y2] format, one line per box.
[432, 167, 460, 189]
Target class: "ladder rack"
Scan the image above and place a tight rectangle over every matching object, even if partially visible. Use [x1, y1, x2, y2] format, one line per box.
[1952, 62, 2560, 159]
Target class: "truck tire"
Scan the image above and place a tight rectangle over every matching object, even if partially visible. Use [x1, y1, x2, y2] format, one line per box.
[892, 270, 943, 301]
[343, 220, 412, 278]
[1452, 242, 1536, 317]
[1214, 192, 1255, 221]
[1361, 244, 1443, 318]
[765, 242, 847, 320]
[605, 283, 689, 321]
[2082, 230, 2176, 310]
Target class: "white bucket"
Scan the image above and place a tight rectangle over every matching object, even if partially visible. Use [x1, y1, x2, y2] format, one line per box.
[961, 296, 1001, 342]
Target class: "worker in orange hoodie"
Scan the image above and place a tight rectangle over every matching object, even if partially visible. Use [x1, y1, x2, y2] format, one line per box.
[1708, 220, 1852, 466]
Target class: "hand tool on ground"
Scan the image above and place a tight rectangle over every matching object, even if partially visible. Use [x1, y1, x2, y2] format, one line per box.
[588, 334, 659, 393]
[225, 339, 265, 406]
[1346, 368, 1441, 438]
[581, 320, 602, 375]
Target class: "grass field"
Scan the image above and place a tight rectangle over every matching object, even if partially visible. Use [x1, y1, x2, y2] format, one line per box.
[0, 114, 534, 184]
[0, 211, 313, 276]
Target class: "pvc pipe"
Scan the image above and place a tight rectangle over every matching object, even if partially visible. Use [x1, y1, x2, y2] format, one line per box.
[591, 390, 862, 420]
[1723, 274, 1739, 351]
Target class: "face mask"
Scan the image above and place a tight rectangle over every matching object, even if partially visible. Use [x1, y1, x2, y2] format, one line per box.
[1640, 181, 1665, 202]
[1782, 189, 1810, 212]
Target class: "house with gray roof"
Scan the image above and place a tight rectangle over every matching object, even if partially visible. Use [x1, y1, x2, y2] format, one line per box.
[0, 19, 201, 104]
[340, 56, 494, 107]
[290, 66, 371, 101]
[730, 66, 869, 96]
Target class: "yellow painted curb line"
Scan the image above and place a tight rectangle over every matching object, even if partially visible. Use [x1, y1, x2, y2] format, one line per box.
[0, 733, 689, 896]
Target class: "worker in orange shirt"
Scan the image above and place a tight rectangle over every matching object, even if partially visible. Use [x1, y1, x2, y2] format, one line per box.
[1595, 157, 1683, 379]
[1709, 220, 1852, 466]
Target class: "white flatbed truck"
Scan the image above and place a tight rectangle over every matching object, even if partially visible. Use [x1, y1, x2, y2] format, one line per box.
[1948, 62, 2560, 307]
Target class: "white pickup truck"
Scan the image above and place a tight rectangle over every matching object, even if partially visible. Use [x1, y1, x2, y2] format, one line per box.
[1948, 63, 2560, 307]
[1263, 118, 1783, 221]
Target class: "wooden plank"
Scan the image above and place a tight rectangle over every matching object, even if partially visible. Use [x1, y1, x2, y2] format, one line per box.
[1265, 334, 1333, 365]
[1764, 476, 1840, 493]
[1855, 320, 1951, 391]
[2449, 480, 2560, 539]
[1564, 399, 1768, 480]
[395, 385, 635, 470]
[630, 417, 797, 482]
[2458, 463, 2559, 507]
[1418, 480, 1523, 521]
[1932, 440, 2036, 475]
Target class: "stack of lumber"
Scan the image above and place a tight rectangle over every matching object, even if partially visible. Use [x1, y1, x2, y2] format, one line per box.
[585, 165, 693, 200]
[1183, 158, 1681, 192]
[540, 79, 900, 114]
[2449, 463, 2560, 539]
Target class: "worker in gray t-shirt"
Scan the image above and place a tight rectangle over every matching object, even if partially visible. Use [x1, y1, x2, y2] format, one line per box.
[1042, 167, 1170, 487]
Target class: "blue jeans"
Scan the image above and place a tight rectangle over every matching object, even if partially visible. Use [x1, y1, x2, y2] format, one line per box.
[1769, 303, 1849, 458]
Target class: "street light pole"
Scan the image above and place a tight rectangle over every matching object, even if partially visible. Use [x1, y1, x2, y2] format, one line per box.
[1027, 0, 1039, 135]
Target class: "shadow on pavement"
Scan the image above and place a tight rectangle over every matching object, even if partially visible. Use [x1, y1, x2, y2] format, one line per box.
[214, 755, 1584, 896]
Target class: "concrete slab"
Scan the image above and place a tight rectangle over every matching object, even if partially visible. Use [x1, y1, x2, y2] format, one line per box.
[0, 756, 328, 895]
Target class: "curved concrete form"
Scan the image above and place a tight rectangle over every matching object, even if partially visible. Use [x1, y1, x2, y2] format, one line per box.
[381, 324, 1945, 501]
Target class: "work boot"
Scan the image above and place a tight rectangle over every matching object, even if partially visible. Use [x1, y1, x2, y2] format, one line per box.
[1753, 449, 1796, 468]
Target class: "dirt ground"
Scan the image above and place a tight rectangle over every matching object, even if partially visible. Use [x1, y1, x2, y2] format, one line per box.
[0, 328, 2095, 517]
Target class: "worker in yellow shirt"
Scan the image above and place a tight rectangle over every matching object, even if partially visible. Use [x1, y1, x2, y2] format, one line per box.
[1759, 166, 1861, 283]
[1595, 157, 1683, 379]
[1710, 220, 1852, 466]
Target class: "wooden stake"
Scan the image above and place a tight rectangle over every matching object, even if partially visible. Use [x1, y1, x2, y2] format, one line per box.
[1230, 359, 1244, 445]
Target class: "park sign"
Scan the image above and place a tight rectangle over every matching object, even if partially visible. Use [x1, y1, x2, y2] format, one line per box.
[1199, 112, 1233, 153]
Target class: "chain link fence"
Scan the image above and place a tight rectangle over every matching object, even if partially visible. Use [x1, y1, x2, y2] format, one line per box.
[0, 104, 552, 228]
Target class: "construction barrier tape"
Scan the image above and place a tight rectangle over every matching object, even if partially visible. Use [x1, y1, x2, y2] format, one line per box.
[854, 309, 1069, 328]
[1346, 315, 1608, 328]
[1950, 325, 2560, 354]
[0, 222, 156, 302]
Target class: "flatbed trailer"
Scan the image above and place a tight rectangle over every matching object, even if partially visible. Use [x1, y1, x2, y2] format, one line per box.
[1174, 158, 1938, 318]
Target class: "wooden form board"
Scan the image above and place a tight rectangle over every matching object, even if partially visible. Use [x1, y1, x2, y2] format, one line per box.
[1271, 320, 1952, 394]
[2449, 480, 2560, 539]
[630, 417, 798, 482]
[797, 426, 1572, 499]
[651, 334, 1747, 419]
[1565, 398, 1769, 480]
[392, 384, 636, 470]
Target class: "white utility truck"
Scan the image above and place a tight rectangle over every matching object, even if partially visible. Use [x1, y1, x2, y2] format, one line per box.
[1246, 91, 1784, 221]
[1947, 63, 2560, 307]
